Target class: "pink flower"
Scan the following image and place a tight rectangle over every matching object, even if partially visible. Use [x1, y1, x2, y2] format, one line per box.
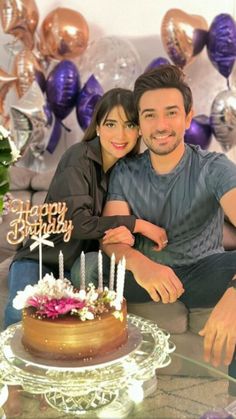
[31, 297, 86, 319]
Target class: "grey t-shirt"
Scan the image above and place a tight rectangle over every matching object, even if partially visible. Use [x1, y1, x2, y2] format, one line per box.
[107, 144, 236, 267]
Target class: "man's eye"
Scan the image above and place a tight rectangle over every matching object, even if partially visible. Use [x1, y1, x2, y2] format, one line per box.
[167, 111, 177, 117]
[144, 113, 155, 119]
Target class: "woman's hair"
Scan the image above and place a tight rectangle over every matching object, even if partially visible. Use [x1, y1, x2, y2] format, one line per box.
[133, 65, 193, 115]
[82, 87, 140, 155]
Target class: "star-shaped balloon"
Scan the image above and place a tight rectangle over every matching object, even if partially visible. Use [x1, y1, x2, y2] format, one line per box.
[0, 0, 39, 49]
[0, 68, 17, 114]
[10, 81, 48, 157]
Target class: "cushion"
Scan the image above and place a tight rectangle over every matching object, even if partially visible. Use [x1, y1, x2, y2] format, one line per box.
[188, 307, 212, 334]
[127, 300, 188, 334]
[31, 170, 55, 191]
[9, 166, 34, 190]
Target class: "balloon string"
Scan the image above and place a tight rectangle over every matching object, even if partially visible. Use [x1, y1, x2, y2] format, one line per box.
[227, 78, 230, 90]
[59, 120, 71, 132]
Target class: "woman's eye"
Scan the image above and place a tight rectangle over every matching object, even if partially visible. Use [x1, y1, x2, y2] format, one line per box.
[126, 122, 136, 129]
[105, 122, 115, 128]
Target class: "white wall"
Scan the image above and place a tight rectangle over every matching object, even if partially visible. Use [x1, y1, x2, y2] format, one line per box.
[1, 0, 236, 168]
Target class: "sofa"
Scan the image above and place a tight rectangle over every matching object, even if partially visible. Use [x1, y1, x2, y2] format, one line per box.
[0, 164, 236, 376]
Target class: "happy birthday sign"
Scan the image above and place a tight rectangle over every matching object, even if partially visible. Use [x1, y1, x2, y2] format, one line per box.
[7, 199, 73, 245]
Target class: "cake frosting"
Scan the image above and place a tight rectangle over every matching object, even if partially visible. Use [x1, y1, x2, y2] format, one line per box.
[13, 273, 128, 360]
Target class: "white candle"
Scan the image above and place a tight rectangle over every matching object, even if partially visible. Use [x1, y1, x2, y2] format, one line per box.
[116, 256, 126, 302]
[80, 251, 86, 290]
[59, 250, 64, 280]
[109, 253, 116, 290]
[98, 250, 103, 291]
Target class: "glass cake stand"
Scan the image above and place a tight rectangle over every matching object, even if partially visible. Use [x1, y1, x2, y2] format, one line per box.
[0, 314, 175, 417]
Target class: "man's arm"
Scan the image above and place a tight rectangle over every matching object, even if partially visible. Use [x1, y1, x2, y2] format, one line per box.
[101, 200, 184, 304]
[199, 187, 236, 367]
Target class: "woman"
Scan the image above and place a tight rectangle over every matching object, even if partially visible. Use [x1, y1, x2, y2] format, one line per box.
[4, 87, 167, 329]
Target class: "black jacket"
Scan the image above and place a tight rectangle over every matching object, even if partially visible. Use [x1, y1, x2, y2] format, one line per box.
[14, 138, 136, 271]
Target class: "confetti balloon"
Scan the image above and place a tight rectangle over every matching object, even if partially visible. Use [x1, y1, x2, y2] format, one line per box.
[78, 36, 142, 91]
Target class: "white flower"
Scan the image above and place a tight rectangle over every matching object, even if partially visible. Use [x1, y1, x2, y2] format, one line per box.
[8, 138, 21, 162]
[13, 285, 36, 309]
[0, 125, 10, 139]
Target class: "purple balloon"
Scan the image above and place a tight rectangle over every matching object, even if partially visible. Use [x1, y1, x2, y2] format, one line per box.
[184, 115, 212, 149]
[76, 75, 104, 131]
[207, 14, 236, 78]
[46, 118, 62, 154]
[145, 57, 170, 72]
[46, 60, 80, 120]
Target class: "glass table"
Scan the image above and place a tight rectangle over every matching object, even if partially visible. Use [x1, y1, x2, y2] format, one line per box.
[0, 314, 236, 418]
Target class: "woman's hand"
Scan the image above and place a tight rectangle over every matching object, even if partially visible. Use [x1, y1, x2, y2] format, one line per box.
[134, 219, 168, 251]
[102, 226, 135, 246]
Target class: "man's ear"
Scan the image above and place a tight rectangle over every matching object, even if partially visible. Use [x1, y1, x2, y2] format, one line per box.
[186, 108, 194, 129]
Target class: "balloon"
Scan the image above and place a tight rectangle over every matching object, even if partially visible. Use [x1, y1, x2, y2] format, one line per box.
[0, 68, 17, 114]
[13, 49, 45, 97]
[78, 36, 142, 91]
[145, 57, 170, 72]
[10, 81, 48, 157]
[76, 75, 103, 131]
[210, 90, 236, 151]
[46, 60, 80, 121]
[207, 14, 236, 79]
[184, 115, 212, 149]
[161, 9, 208, 68]
[0, 0, 39, 49]
[39, 7, 89, 60]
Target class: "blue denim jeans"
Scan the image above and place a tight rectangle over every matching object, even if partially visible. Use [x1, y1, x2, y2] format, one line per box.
[4, 259, 70, 329]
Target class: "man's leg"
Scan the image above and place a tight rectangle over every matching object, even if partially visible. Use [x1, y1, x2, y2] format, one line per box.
[174, 251, 236, 393]
[4, 259, 52, 329]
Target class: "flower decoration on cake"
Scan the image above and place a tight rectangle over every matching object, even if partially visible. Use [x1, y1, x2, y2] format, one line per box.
[13, 273, 121, 321]
[0, 125, 21, 215]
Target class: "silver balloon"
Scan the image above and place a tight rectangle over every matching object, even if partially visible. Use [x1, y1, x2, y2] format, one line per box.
[77, 36, 142, 91]
[210, 90, 236, 151]
[10, 81, 48, 157]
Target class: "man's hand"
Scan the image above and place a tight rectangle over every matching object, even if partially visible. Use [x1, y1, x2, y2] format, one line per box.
[132, 257, 184, 303]
[102, 226, 135, 246]
[199, 288, 236, 367]
[134, 220, 168, 251]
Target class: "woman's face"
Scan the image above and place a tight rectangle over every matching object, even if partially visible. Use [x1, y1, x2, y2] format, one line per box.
[97, 105, 139, 168]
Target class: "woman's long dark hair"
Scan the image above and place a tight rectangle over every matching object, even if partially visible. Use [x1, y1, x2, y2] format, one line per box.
[82, 88, 140, 156]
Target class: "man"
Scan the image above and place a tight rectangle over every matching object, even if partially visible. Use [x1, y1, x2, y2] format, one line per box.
[101, 65, 236, 390]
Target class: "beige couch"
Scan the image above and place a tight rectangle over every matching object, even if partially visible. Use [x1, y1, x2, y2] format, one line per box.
[1, 164, 236, 376]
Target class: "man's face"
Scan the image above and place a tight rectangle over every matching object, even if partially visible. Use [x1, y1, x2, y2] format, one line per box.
[138, 88, 193, 156]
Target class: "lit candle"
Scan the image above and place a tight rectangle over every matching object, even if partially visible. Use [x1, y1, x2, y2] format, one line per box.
[80, 251, 86, 290]
[59, 250, 64, 280]
[109, 253, 116, 290]
[98, 250, 103, 291]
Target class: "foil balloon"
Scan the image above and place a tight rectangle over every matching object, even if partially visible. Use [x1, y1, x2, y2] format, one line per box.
[76, 75, 103, 131]
[210, 90, 236, 151]
[46, 60, 80, 121]
[145, 57, 170, 72]
[0, 68, 17, 114]
[10, 81, 48, 157]
[39, 7, 89, 60]
[207, 14, 236, 79]
[0, 0, 39, 49]
[184, 115, 212, 149]
[78, 36, 142, 91]
[161, 9, 208, 68]
[13, 49, 45, 97]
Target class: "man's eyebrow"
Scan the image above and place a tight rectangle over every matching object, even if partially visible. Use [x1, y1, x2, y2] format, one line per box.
[140, 105, 180, 115]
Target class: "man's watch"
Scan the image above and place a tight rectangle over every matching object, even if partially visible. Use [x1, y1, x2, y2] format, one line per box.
[228, 276, 236, 289]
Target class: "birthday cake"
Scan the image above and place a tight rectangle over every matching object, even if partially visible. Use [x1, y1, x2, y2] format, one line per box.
[13, 273, 128, 360]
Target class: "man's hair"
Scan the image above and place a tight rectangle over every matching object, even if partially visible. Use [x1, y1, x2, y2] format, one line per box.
[134, 64, 193, 115]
